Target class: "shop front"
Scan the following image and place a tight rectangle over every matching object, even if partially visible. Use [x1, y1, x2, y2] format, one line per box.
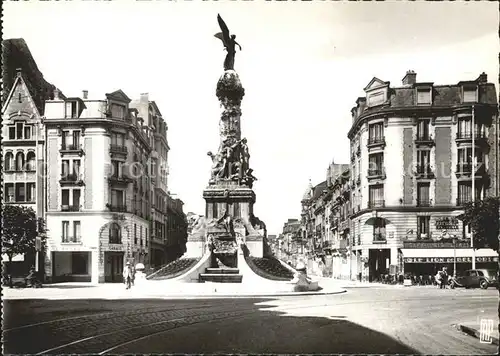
[52, 251, 92, 282]
[401, 243, 498, 277]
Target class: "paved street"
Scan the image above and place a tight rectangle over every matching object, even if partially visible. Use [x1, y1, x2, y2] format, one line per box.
[3, 286, 498, 355]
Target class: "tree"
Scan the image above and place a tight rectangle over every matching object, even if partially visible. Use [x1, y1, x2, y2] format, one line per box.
[458, 197, 500, 252]
[2, 205, 47, 266]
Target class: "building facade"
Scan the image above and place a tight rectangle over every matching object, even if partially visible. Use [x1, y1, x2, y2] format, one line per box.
[347, 71, 498, 282]
[43, 89, 180, 283]
[2, 69, 46, 270]
[276, 219, 301, 264]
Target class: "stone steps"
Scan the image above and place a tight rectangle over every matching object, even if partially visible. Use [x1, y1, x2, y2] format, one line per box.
[200, 267, 243, 283]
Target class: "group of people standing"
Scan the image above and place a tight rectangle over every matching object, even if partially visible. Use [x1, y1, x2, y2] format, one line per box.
[435, 267, 449, 289]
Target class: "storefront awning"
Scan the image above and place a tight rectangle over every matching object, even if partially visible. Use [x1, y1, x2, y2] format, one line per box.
[401, 248, 497, 258]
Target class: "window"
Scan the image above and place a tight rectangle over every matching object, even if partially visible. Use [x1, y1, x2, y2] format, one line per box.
[417, 88, 431, 105]
[73, 189, 81, 208]
[26, 151, 36, 171]
[15, 183, 25, 202]
[5, 183, 14, 202]
[417, 183, 430, 206]
[62, 189, 70, 208]
[8, 126, 15, 140]
[417, 150, 431, 172]
[458, 148, 472, 164]
[24, 126, 32, 140]
[463, 87, 478, 103]
[110, 103, 126, 119]
[5, 152, 14, 171]
[73, 131, 81, 148]
[368, 153, 384, 175]
[16, 123, 23, 139]
[134, 224, 137, 244]
[457, 182, 475, 205]
[73, 221, 81, 242]
[15, 152, 24, 171]
[369, 184, 384, 208]
[417, 119, 430, 140]
[26, 183, 36, 202]
[109, 223, 121, 244]
[417, 216, 430, 238]
[368, 123, 384, 143]
[457, 118, 483, 139]
[66, 101, 78, 118]
[61, 160, 70, 177]
[62, 131, 70, 149]
[140, 225, 143, 246]
[145, 228, 148, 247]
[62, 221, 70, 242]
[111, 189, 125, 208]
[73, 159, 81, 176]
[111, 160, 122, 177]
[463, 223, 472, 238]
[373, 218, 386, 241]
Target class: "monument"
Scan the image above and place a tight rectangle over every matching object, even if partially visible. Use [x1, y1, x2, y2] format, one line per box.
[185, 15, 267, 265]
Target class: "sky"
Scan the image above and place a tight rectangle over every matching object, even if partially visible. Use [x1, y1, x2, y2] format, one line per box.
[4, 1, 498, 235]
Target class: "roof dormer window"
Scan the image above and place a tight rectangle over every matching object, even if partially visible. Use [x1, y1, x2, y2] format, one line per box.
[416, 88, 432, 105]
[110, 103, 126, 119]
[463, 86, 478, 103]
[367, 91, 384, 107]
[65, 100, 78, 119]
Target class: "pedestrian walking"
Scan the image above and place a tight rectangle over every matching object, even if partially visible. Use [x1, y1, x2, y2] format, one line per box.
[122, 262, 133, 290]
[437, 267, 448, 289]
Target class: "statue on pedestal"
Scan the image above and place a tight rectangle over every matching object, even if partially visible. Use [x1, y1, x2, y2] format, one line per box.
[214, 14, 242, 71]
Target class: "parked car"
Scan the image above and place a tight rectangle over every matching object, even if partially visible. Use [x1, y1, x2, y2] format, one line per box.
[449, 269, 498, 289]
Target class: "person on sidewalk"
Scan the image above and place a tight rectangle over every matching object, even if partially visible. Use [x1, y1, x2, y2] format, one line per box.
[122, 262, 133, 290]
[437, 267, 448, 289]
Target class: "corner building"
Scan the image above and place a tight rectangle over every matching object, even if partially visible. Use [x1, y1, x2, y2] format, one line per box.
[44, 89, 155, 283]
[348, 71, 498, 282]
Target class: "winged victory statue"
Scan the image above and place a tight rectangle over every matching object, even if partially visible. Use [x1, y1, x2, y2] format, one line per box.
[214, 14, 242, 71]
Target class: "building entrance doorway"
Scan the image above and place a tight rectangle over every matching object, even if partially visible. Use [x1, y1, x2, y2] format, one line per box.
[105, 252, 124, 282]
[368, 248, 390, 282]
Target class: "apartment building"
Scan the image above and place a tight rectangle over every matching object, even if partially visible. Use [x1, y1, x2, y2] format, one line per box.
[43, 89, 155, 283]
[347, 71, 498, 282]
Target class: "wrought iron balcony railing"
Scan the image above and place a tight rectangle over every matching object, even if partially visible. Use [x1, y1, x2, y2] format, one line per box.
[61, 205, 81, 212]
[367, 136, 386, 147]
[368, 200, 385, 208]
[62, 235, 82, 243]
[110, 144, 128, 154]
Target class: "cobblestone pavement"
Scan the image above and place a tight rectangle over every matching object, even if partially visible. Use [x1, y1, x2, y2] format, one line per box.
[3, 287, 498, 354]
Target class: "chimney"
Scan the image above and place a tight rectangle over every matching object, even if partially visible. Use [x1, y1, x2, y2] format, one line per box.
[140, 93, 149, 103]
[82, 90, 88, 99]
[16, 68, 22, 77]
[402, 70, 417, 86]
[356, 97, 367, 113]
[477, 72, 487, 83]
[54, 89, 61, 100]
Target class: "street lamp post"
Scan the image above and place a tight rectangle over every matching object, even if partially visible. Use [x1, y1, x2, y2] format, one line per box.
[34, 118, 40, 274]
[471, 105, 476, 270]
[453, 236, 457, 278]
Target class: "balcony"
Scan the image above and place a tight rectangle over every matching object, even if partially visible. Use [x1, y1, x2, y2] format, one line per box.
[367, 168, 386, 180]
[456, 131, 488, 143]
[416, 199, 431, 207]
[368, 200, 385, 209]
[455, 163, 473, 177]
[108, 174, 133, 185]
[61, 205, 81, 212]
[60, 173, 84, 186]
[106, 204, 128, 212]
[60, 143, 84, 157]
[415, 165, 434, 179]
[367, 136, 386, 149]
[456, 197, 472, 207]
[62, 235, 82, 244]
[415, 134, 434, 146]
[373, 233, 387, 244]
[109, 144, 128, 157]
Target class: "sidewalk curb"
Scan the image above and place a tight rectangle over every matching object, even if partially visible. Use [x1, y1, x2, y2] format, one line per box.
[2, 288, 347, 300]
[454, 324, 499, 346]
